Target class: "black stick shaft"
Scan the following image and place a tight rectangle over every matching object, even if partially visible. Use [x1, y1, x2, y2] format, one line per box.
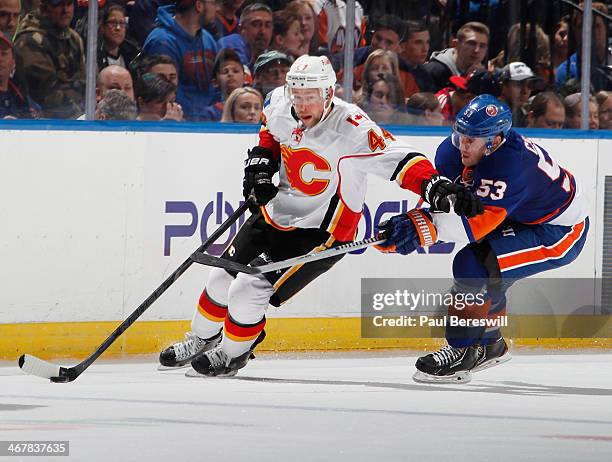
[69, 200, 251, 378]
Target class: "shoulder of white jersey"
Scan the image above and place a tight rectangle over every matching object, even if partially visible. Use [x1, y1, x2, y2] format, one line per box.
[262, 86, 290, 124]
[264, 86, 287, 109]
[331, 97, 366, 119]
[312, 0, 325, 14]
[327, 97, 381, 138]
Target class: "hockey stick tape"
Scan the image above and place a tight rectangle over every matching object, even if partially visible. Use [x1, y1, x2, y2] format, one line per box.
[406, 209, 437, 247]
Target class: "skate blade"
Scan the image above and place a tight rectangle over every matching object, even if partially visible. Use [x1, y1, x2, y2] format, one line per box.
[185, 368, 238, 378]
[157, 363, 192, 371]
[471, 352, 512, 373]
[412, 370, 472, 384]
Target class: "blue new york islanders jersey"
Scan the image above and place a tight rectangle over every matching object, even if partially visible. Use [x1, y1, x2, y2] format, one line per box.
[431, 129, 588, 243]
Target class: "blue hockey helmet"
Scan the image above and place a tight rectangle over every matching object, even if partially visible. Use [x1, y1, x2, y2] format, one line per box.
[452, 94, 512, 153]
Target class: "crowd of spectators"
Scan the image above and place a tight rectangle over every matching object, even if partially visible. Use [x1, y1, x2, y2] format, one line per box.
[0, 0, 611, 128]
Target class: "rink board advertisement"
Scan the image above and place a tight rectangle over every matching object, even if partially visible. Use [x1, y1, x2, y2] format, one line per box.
[0, 125, 608, 357]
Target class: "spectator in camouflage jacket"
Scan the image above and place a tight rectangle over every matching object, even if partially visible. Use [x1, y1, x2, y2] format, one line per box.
[13, 0, 85, 118]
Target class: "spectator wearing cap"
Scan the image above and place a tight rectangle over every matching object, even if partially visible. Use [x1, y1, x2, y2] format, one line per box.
[0, 34, 37, 118]
[421, 21, 489, 93]
[214, 0, 244, 39]
[526, 91, 565, 129]
[498, 62, 539, 127]
[564, 92, 599, 129]
[434, 74, 478, 123]
[98, 5, 140, 71]
[217, 3, 272, 74]
[596, 91, 612, 130]
[13, 0, 85, 118]
[0, 0, 20, 40]
[143, 0, 219, 121]
[253, 49, 290, 99]
[271, 9, 306, 59]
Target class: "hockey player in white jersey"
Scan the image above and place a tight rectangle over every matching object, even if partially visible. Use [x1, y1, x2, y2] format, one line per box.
[159, 55, 483, 377]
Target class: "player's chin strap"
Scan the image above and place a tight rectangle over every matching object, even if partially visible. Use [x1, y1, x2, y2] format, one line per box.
[321, 86, 335, 116]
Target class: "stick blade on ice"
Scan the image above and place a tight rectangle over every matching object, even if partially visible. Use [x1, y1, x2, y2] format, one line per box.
[18, 354, 62, 381]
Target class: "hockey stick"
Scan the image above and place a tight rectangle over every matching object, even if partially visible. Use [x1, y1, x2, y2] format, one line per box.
[18, 199, 253, 383]
[190, 234, 385, 275]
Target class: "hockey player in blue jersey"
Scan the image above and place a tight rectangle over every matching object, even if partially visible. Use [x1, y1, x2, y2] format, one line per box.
[377, 94, 589, 383]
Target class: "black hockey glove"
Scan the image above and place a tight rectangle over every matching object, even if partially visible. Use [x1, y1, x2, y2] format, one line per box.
[243, 146, 279, 207]
[421, 174, 484, 218]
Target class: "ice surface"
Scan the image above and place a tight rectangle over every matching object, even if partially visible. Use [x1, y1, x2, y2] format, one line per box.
[2, 353, 612, 462]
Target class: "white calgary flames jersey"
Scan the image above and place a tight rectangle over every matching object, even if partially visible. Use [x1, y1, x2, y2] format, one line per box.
[257, 87, 436, 242]
[313, 0, 367, 54]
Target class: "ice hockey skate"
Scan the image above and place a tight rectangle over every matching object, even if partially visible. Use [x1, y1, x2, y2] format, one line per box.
[158, 331, 221, 370]
[186, 330, 266, 377]
[413, 344, 479, 384]
[472, 337, 512, 372]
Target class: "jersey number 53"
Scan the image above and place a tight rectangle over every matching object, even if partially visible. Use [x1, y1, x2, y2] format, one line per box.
[476, 179, 507, 200]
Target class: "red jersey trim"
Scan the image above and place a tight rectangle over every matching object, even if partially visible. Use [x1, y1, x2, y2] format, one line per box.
[258, 127, 281, 160]
[398, 157, 437, 195]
